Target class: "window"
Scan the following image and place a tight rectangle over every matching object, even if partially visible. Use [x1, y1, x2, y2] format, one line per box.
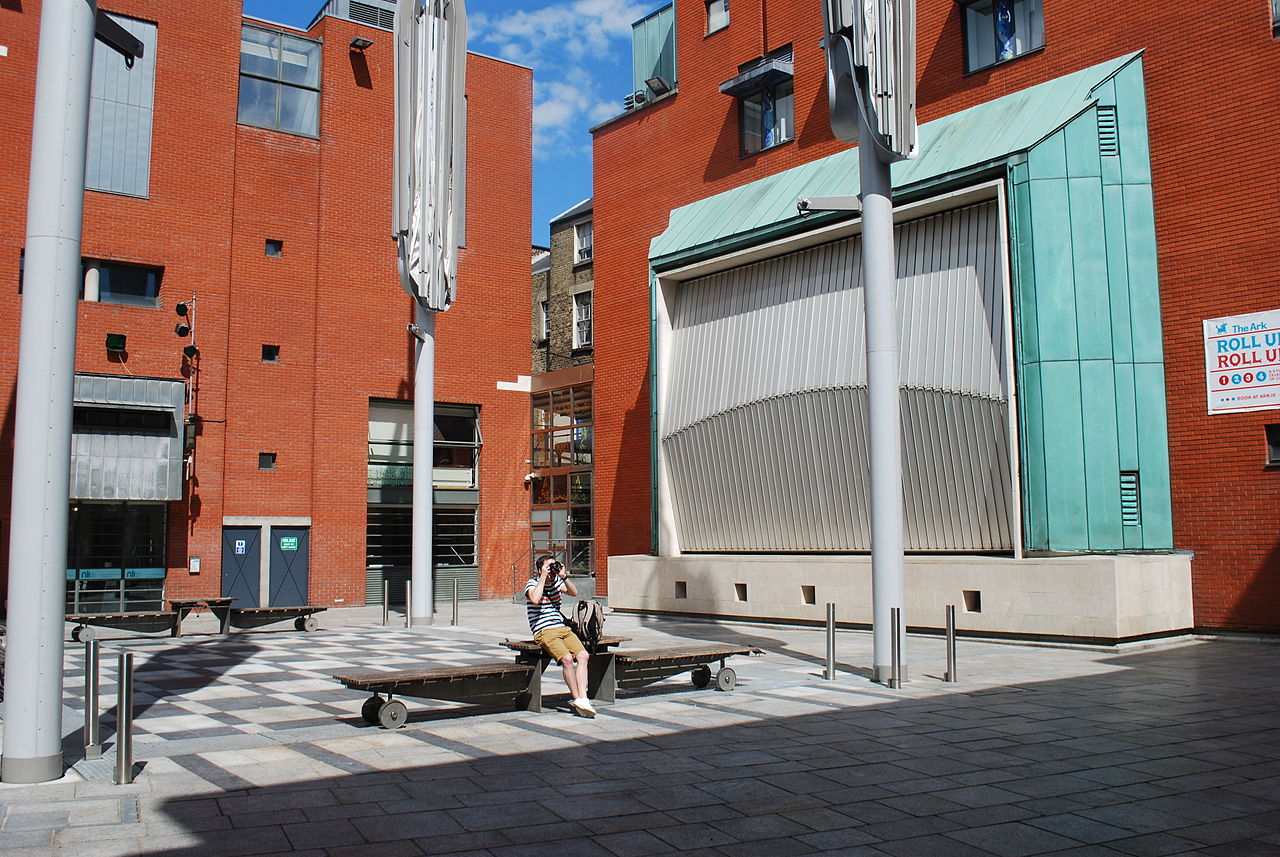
[65, 503, 166, 614]
[706, 0, 729, 34]
[262, 344, 280, 362]
[632, 4, 677, 97]
[87, 14, 157, 197]
[538, 300, 549, 341]
[531, 384, 592, 468]
[434, 507, 476, 566]
[961, 0, 1044, 72]
[84, 260, 162, 307]
[574, 220, 593, 264]
[265, 239, 283, 257]
[258, 452, 277, 470]
[433, 405, 481, 488]
[573, 291, 593, 349]
[1273, 0, 1279, 36]
[1267, 425, 1280, 464]
[741, 79, 794, 155]
[237, 25, 321, 136]
[721, 46, 794, 156]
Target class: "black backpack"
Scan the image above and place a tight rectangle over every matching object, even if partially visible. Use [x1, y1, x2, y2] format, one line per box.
[564, 599, 606, 645]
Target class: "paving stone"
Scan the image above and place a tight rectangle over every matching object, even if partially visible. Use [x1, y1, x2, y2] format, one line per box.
[945, 821, 1083, 857]
[591, 829, 676, 857]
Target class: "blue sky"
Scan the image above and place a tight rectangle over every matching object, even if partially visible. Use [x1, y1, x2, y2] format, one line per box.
[242, 0, 650, 246]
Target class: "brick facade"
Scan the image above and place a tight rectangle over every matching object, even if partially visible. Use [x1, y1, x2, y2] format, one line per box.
[591, 0, 1280, 629]
[0, 1, 532, 605]
[532, 203, 594, 375]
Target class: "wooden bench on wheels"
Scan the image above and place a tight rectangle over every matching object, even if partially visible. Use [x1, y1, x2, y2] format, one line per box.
[501, 636, 630, 704]
[67, 611, 178, 641]
[615, 644, 761, 696]
[169, 597, 234, 636]
[228, 606, 327, 632]
[333, 662, 541, 728]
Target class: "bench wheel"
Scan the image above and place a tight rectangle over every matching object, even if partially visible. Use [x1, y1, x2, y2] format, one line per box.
[378, 699, 408, 729]
[691, 665, 712, 689]
[361, 696, 384, 725]
[714, 667, 737, 691]
[295, 616, 318, 632]
[72, 626, 96, 642]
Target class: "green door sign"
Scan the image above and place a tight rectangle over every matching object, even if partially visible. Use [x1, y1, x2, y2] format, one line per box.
[280, 536, 299, 551]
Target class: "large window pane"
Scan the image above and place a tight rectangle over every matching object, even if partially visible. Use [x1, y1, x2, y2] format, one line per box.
[96, 263, 160, 307]
[435, 507, 476, 566]
[278, 86, 319, 136]
[238, 76, 278, 128]
[280, 35, 321, 87]
[239, 27, 280, 77]
[239, 25, 320, 136]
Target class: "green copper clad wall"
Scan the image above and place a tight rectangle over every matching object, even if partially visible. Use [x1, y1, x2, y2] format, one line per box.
[1008, 58, 1172, 552]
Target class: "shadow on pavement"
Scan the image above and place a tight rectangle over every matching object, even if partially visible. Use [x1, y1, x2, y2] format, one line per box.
[132, 640, 1280, 857]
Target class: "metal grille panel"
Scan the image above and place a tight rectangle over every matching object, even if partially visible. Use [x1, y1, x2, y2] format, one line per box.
[664, 202, 1013, 551]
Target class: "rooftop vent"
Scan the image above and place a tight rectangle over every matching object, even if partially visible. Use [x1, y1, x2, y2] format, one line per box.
[349, 0, 395, 31]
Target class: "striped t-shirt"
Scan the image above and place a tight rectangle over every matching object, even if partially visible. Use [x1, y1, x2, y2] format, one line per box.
[525, 574, 567, 634]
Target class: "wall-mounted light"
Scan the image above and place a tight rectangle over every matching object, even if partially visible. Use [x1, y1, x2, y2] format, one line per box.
[646, 76, 672, 96]
[349, 36, 373, 51]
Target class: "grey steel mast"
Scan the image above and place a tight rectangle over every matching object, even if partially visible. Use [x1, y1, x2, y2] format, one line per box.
[817, 0, 917, 684]
[3, 1, 144, 783]
[393, 0, 468, 626]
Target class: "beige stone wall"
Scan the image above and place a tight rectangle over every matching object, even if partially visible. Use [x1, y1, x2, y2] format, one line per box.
[607, 553, 1195, 642]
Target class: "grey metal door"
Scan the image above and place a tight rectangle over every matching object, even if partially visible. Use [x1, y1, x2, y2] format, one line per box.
[269, 527, 310, 607]
[222, 527, 260, 607]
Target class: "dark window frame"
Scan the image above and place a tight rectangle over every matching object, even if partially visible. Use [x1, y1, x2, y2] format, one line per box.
[706, 0, 729, 35]
[237, 24, 322, 138]
[958, 0, 1046, 74]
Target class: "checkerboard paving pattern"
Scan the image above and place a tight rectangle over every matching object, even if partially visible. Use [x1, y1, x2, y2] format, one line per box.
[62, 626, 537, 748]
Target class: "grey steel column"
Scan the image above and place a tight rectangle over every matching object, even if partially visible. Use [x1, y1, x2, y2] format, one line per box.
[889, 606, 902, 689]
[113, 652, 134, 785]
[83, 640, 102, 760]
[945, 604, 958, 682]
[411, 304, 435, 625]
[451, 577, 459, 626]
[2, 0, 98, 785]
[824, 603, 836, 680]
[859, 106, 907, 686]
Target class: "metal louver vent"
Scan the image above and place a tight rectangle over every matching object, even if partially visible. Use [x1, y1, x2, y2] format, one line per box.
[1097, 105, 1119, 156]
[349, 1, 395, 30]
[1120, 471, 1141, 526]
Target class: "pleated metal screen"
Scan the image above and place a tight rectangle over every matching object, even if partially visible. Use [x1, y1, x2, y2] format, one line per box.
[663, 201, 1013, 551]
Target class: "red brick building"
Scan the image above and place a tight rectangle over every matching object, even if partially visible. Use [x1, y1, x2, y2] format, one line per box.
[0, 0, 532, 613]
[591, 1, 1280, 634]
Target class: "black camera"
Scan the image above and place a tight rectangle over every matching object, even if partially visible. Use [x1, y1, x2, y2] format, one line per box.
[549, 560, 564, 575]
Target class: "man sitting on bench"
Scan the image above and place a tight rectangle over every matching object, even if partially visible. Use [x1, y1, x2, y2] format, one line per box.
[524, 555, 595, 718]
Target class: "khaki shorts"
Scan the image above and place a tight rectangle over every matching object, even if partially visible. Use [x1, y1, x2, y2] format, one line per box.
[533, 625, 585, 661]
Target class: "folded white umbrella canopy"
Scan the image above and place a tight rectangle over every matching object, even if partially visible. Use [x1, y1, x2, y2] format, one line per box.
[394, 0, 467, 312]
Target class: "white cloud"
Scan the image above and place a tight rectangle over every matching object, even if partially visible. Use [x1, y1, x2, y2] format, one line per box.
[470, 0, 647, 160]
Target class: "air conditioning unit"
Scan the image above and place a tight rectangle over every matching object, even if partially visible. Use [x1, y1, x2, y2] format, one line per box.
[623, 89, 649, 110]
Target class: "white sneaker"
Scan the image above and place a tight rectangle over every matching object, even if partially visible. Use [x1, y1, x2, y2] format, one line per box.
[570, 698, 596, 718]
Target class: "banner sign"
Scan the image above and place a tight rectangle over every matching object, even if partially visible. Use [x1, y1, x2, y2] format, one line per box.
[1204, 308, 1280, 414]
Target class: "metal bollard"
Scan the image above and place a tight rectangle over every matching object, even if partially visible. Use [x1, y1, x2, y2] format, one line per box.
[824, 603, 836, 680]
[83, 640, 102, 760]
[889, 607, 902, 689]
[451, 578, 459, 626]
[945, 604, 958, 683]
[382, 578, 389, 626]
[113, 652, 134, 784]
[405, 580, 411, 628]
